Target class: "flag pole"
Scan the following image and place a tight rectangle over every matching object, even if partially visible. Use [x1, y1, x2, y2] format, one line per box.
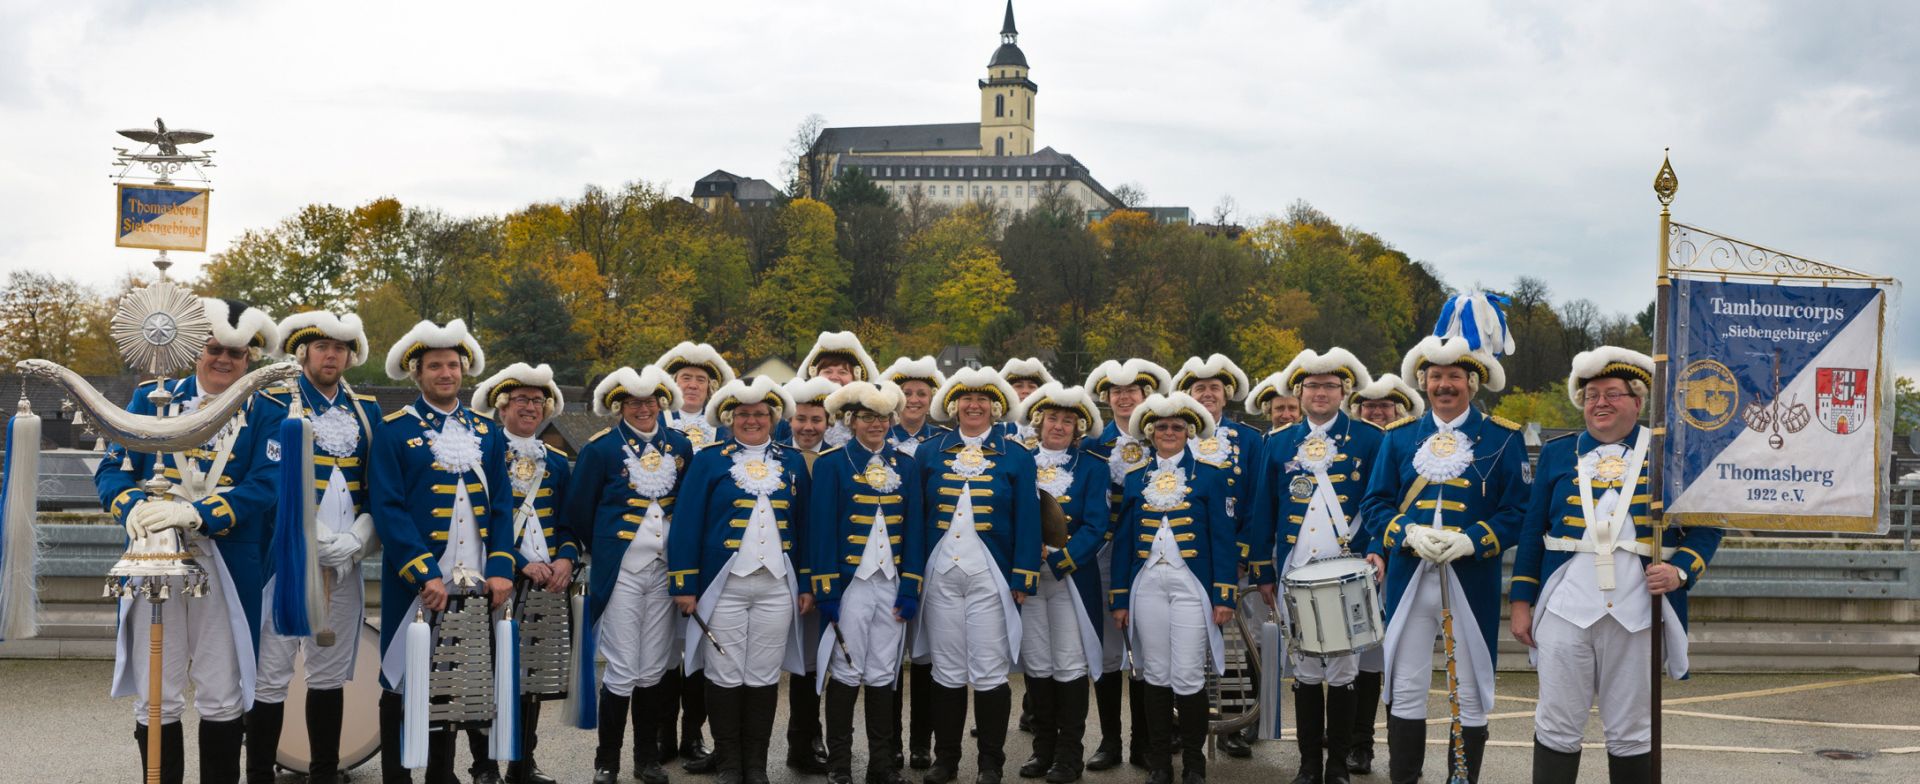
[1648, 150, 1678, 783]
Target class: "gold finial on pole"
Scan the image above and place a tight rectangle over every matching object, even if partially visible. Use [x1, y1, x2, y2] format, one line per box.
[1654, 148, 1679, 208]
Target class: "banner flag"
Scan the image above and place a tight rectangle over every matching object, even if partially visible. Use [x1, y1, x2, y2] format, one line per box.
[1661, 223, 1897, 533]
[116, 183, 210, 252]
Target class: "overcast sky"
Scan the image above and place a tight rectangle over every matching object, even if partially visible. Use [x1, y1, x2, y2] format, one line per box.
[2, 0, 1913, 376]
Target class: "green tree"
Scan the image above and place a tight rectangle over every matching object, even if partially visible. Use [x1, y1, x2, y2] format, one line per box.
[826, 168, 906, 321]
[1491, 383, 1582, 429]
[748, 199, 850, 357]
[1896, 376, 1920, 435]
[200, 203, 356, 315]
[481, 272, 585, 379]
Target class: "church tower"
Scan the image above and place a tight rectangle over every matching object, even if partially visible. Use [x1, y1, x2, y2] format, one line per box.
[979, 0, 1037, 157]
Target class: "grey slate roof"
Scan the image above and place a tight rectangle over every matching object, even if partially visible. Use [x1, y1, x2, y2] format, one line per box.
[812, 123, 983, 155]
[832, 147, 1123, 209]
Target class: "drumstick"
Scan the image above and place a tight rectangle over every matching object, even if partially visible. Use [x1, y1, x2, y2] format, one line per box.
[315, 570, 337, 647]
[687, 610, 731, 659]
[829, 620, 856, 669]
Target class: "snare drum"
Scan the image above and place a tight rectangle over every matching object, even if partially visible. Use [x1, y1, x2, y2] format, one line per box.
[1281, 555, 1383, 657]
[276, 621, 382, 774]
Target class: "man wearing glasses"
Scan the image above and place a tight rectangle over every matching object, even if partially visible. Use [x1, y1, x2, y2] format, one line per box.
[1509, 348, 1721, 783]
[96, 298, 285, 784]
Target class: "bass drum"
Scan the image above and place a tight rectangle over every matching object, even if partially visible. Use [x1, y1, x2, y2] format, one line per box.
[276, 621, 382, 774]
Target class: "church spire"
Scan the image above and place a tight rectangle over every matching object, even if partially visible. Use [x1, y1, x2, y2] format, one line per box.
[1001, 0, 1017, 43]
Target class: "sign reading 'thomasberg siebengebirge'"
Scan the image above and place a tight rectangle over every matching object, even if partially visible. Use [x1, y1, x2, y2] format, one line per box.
[1662, 222, 1899, 534]
[115, 182, 209, 252]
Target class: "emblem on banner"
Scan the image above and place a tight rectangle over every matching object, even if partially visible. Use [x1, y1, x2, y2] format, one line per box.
[1814, 367, 1869, 435]
[1675, 359, 1738, 431]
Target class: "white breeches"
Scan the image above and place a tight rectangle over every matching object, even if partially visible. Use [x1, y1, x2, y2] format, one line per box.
[1130, 565, 1210, 696]
[1386, 570, 1489, 726]
[128, 573, 244, 723]
[256, 571, 367, 700]
[925, 566, 1012, 690]
[1533, 611, 1653, 756]
[829, 575, 905, 688]
[1020, 573, 1088, 681]
[1291, 651, 1358, 687]
[600, 561, 678, 696]
[703, 569, 794, 688]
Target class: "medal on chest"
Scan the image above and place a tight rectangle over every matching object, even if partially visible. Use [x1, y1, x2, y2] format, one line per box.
[1295, 433, 1336, 473]
[953, 444, 989, 478]
[1593, 453, 1627, 483]
[1143, 467, 1190, 509]
[729, 453, 785, 496]
[1289, 474, 1316, 499]
[1412, 428, 1474, 483]
[1120, 442, 1144, 465]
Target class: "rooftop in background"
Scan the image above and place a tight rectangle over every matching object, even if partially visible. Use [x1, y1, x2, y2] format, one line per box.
[692, 169, 782, 211]
[812, 123, 985, 156]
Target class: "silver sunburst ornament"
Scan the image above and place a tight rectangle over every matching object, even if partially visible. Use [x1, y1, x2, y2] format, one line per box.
[110, 280, 210, 375]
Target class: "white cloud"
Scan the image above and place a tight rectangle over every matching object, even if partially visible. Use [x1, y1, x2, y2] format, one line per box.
[1, 0, 1913, 373]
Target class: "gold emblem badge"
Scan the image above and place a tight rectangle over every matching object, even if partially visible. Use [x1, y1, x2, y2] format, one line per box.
[1301, 435, 1331, 463]
[1428, 431, 1459, 459]
[864, 462, 890, 487]
[1120, 442, 1144, 465]
[1594, 454, 1627, 483]
[745, 460, 771, 481]
[1289, 474, 1316, 499]
[957, 445, 986, 471]
[686, 425, 710, 447]
[510, 457, 539, 482]
[1198, 437, 1221, 455]
[1036, 466, 1059, 486]
[1151, 471, 1180, 496]
[640, 451, 664, 471]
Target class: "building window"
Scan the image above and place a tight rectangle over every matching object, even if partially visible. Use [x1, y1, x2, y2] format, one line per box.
[995, 95, 1004, 118]
[1016, 186, 1024, 197]
[942, 185, 951, 196]
[971, 186, 979, 197]
[1001, 185, 1009, 197]
[995, 138, 1004, 156]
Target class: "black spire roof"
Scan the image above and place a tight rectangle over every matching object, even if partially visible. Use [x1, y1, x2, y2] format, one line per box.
[988, 0, 1027, 68]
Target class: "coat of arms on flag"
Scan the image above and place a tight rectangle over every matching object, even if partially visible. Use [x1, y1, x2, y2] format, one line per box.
[1814, 367, 1868, 435]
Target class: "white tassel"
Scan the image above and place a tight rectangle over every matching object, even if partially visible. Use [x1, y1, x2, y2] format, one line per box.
[490, 617, 519, 761]
[0, 401, 43, 641]
[561, 590, 590, 728]
[402, 612, 432, 769]
[296, 416, 325, 635]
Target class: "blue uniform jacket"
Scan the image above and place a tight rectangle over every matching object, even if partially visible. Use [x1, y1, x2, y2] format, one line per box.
[268, 375, 383, 524]
[1081, 421, 1139, 531]
[1510, 430, 1722, 627]
[370, 398, 518, 671]
[1357, 408, 1527, 654]
[95, 375, 290, 650]
[666, 440, 812, 598]
[1207, 418, 1266, 535]
[918, 427, 1043, 595]
[1107, 448, 1239, 611]
[564, 422, 693, 625]
[1242, 412, 1384, 583]
[1038, 445, 1112, 631]
[805, 441, 926, 605]
[511, 445, 576, 563]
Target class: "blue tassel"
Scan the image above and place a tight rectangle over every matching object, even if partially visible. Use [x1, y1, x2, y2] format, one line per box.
[491, 617, 521, 760]
[270, 416, 314, 636]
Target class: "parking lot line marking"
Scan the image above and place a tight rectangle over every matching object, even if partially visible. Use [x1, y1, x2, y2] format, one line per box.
[1664, 709, 1920, 732]
[1663, 673, 1918, 706]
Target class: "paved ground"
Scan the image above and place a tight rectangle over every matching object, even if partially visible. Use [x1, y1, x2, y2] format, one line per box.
[6, 661, 1915, 784]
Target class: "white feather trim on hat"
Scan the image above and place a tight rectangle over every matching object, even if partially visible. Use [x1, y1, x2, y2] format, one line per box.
[1279, 348, 1373, 393]
[1565, 346, 1654, 406]
[706, 376, 795, 425]
[654, 341, 736, 385]
[999, 357, 1054, 386]
[1127, 392, 1216, 441]
[199, 297, 277, 353]
[783, 376, 842, 408]
[882, 355, 946, 390]
[1244, 372, 1290, 417]
[274, 310, 369, 367]
[1400, 335, 1505, 394]
[1087, 358, 1172, 399]
[826, 380, 904, 419]
[1015, 382, 1103, 437]
[932, 367, 1017, 423]
[1174, 354, 1252, 401]
[1347, 373, 1425, 419]
[800, 331, 880, 381]
[385, 318, 485, 380]
[592, 366, 682, 417]
[471, 362, 564, 416]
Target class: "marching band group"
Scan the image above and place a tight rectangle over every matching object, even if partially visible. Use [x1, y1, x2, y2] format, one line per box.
[95, 296, 1720, 784]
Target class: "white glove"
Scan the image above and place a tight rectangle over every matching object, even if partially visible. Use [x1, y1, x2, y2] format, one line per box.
[1432, 529, 1475, 563]
[124, 499, 156, 539]
[318, 531, 361, 568]
[1402, 524, 1445, 561]
[134, 499, 201, 536]
[348, 513, 377, 560]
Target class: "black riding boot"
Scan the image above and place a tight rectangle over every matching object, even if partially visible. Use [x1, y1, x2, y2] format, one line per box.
[135, 721, 187, 784]
[1347, 671, 1381, 775]
[1533, 737, 1583, 784]
[659, 670, 682, 763]
[379, 690, 409, 784]
[1461, 725, 1489, 784]
[976, 684, 1014, 784]
[1385, 715, 1425, 784]
[682, 671, 714, 773]
[1048, 677, 1088, 783]
[1323, 684, 1355, 784]
[1175, 691, 1210, 784]
[596, 687, 632, 784]
[1142, 685, 1175, 784]
[202, 716, 246, 784]
[741, 685, 781, 784]
[425, 729, 457, 784]
[824, 680, 860, 784]
[628, 683, 669, 784]
[308, 688, 347, 784]
[505, 698, 555, 784]
[1128, 676, 1152, 769]
[909, 663, 936, 769]
[1086, 672, 1123, 771]
[245, 700, 286, 784]
[788, 672, 829, 774]
[1291, 684, 1326, 784]
[1019, 677, 1057, 778]
[1607, 751, 1650, 784]
[467, 726, 501, 784]
[926, 684, 969, 784]
[705, 683, 743, 784]
[865, 684, 907, 784]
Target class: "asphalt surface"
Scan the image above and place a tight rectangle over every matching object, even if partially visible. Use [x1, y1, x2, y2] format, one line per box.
[4, 661, 1915, 784]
